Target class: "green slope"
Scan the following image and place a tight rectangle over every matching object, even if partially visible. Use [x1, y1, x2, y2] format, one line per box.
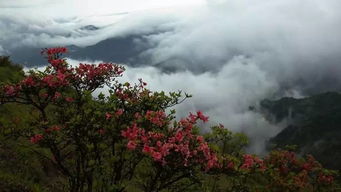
[261, 92, 341, 170]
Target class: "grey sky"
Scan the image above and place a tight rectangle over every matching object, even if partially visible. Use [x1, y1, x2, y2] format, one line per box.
[0, 0, 204, 17]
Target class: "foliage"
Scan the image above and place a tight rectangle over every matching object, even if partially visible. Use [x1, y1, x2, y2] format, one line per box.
[0, 56, 25, 83]
[0, 48, 338, 191]
[262, 93, 341, 170]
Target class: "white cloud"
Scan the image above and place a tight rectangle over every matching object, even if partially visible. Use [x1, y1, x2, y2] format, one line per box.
[64, 56, 282, 154]
[138, 0, 341, 93]
[0, 0, 205, 18]
[0, 5, 193, 50]
[7, 0, 341, 153]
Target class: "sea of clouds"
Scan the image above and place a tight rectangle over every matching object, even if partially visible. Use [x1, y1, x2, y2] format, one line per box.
[4, 0, 341, 153]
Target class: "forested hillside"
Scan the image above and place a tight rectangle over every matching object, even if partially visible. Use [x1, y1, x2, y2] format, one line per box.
[262, 92, 341, 170]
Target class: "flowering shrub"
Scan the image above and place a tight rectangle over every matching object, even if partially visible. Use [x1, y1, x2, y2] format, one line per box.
[260, 150, 338, 192]
[0, 48, 338, 192]
[121, 111, 219, 171]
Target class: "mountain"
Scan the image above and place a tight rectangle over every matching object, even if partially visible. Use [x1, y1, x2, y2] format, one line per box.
[261, 92, 341, 170]
[67, 34, 150, 66]
[5, 29, 161, 68]
[79, 25, 99, 31]
[6, 34, 147, 67]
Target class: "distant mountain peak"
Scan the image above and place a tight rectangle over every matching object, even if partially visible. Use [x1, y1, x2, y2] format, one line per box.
[80, 25, 99, 31]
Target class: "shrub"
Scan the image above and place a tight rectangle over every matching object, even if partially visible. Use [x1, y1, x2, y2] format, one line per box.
[0, 48, 338, 192]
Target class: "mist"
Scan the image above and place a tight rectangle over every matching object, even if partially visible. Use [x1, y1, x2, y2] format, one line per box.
[3, 0, 341, 153]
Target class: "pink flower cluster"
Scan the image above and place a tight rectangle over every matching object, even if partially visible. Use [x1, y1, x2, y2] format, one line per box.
[266, 151, 298, 175]
[3, 85, 20, 97]
[42, 72, 69, 88]
[45, 125, 61, 133]
[145, 110, 167, 126]
[65, 97, 74, 102]
[106, 109, 124, 120]
[49, 59, 67, 72]
[240, 154, 266, 171]
[121, 111, 219, 171]
[263, 149, 336, 189]
[75, 63, 123, 81]
[317, 173, 334, 184]
[41, 47, 67, 56]
[114, 88, 129, 100]
[30, 134, 44, 144]
[21, 76, 36, 87]
[188, 111, 209, 123]
[17, 72, 70, 91]
[112, 79, 149, 103]
[115, 109, 124, 117]
[2, 47, 125, 103]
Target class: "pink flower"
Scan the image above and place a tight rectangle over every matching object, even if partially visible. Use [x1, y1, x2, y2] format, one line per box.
[65, 97, 74, 102]
[141, 135, 148, 143]
[302, 163, 312, 171]
[42, 47, 67, 56]
[4, 85, 18, 96]
[197, 111, 209, 122]
[227, 161, 234, 169]
[188, 112, 197, 123]
[240, 154, 256, 170]
[145, 110, 166, 126]
[49, 59, 64, 68]
[57, 71, 66, 82]
[151, 151, 162, 161]
[45, 125, 61, 133]
[127, 141, 137, 150]
[116, 67, 124, 75]
[42, 75, 68, 87]
[175, 131, 183, 142]
[21, 76, 35, 87]
[53, 92, 62, 99]
[160, 143, 172, 156]
[105, 112, 112, 120]
[52, 125, 61, 131]
[318, 173, 334, 184]
[134, 112, 142, 119]
[121, 124, 140, 140]
[30, 134, 44, 144]
[115, 109, 124, 117]
[156, 141, 163, 147]
[205, 154, 219, 171]
[196, 136, 204, 143]
[179, 118, 193, 131]
[74, 63, 123, 82]
[143, 145, 153, 154]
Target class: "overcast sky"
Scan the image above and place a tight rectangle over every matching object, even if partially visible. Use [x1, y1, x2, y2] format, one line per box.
[2, 0, 341, 153]
[0, 0, 205, 17]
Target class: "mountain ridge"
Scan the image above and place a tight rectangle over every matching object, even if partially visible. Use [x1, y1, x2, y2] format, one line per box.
[261, 92, 341, 170]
